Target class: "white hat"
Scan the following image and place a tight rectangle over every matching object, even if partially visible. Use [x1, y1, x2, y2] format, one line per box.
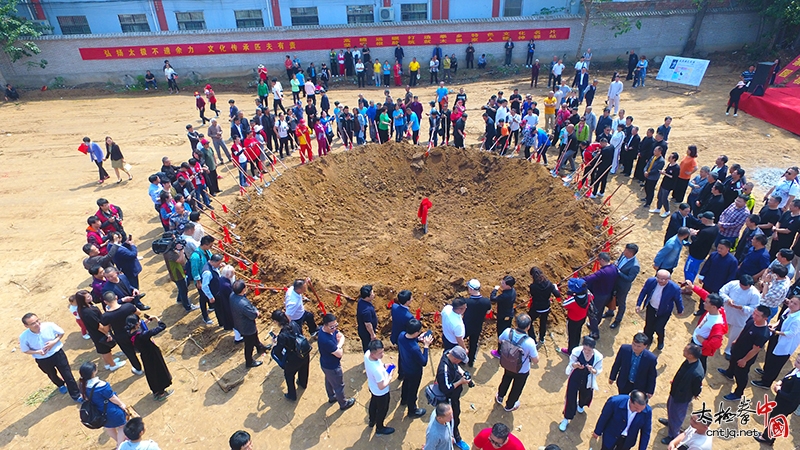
[254, 125, 263, 132]
[467, 279, 481, 290]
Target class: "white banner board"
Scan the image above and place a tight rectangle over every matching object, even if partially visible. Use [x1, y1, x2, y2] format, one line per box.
[656, 55, 710, 87]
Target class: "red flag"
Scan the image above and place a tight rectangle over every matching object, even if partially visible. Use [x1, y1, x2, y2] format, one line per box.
[218, 240, 224, 250]
[577, 178, 584, 190]
[223, 254, 230, 263]
[254, 288, 261, 296]
[485, 310, 495, 319]
[527, 297, 533, 309]
[251, 262, 259, 275]
[415, 308, 421, 319]
[223, 226, 231, 240]
[572, 271, 579, 278]
[608, 225, 614, 236]
[334, 294, 342, 307]
[387, 299, 394, 309]
[239, 186, 246, 196]
[592, 260, 600, 272]
[273, 154, 277, 165]
[238, 260, 247, 270]
[417, 198, 432, 225]
[317, 301, 327, 315]
[585, 189, 592, 198]
[211, 211, 217, 220]
[602, 216, 609, 227]
[433, 311, 441, 323]
[603, 241, 611, 252]
[222, 204, 229, 213]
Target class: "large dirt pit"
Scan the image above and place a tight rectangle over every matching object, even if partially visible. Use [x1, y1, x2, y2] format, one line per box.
[237, 142, 604, 342]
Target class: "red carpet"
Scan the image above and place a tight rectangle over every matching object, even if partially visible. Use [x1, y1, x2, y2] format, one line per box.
[740, 87, 800, 135]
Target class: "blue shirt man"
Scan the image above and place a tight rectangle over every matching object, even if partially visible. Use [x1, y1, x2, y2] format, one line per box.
[409, 111, 420, 131]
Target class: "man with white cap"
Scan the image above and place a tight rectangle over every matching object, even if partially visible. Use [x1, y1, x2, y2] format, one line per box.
[462, 279, 491, 367]
[436, 345, 474, 450]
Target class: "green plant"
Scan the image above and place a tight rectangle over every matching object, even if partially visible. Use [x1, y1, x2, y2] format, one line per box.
[24, 386, 56, 406]
[49, 76, 65, 89]
[0, 0, 47, 67]
[610, 18, 642, 38]
[538, 7, 566, 15]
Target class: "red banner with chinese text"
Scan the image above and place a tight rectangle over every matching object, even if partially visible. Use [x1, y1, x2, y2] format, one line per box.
[79, 28, 569, 60]
[773, 53, 800, 85]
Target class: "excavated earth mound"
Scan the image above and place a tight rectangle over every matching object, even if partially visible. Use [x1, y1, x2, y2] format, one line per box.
[237, 142, 605, 345]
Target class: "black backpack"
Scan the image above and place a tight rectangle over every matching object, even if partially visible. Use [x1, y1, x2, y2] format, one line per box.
[293, 332, 312, 359]
[79, 385, 108, 429]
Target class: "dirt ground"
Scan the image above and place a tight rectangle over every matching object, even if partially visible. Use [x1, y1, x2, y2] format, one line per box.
[0, 63, 798, 450]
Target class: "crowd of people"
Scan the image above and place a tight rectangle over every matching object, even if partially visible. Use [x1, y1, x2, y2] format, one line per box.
[26, 43, 800, 450]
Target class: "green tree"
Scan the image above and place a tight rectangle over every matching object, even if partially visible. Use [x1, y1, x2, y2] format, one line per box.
[0, 0, 46, 67]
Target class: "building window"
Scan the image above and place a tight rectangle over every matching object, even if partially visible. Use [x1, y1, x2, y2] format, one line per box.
[503, 0, 523, 17]
[347, 5, 374, 24]
[400, 3, 427, 21]
[290, 7, 319, 26]
[57, 16, 91, 35]
[234, 10, 264, 28]
[175, 11, 206, 30]
[118, 14, 151, 33]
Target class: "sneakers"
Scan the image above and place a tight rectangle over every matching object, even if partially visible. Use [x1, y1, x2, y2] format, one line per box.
[82, 333, 91, 340]
[750, 380, 769, 390]
[155, 389, 174, 401]
[58, 385, 68, 395]
[726, 112, 730, 116]
[491, 350, 500, 358]
[340, 398, 356, 410]
[660, 211, 670, 218]
[734, 113, 738, 117]
[649, 209, 661, 213]
[560, 348, 569, 355]
[204, 319, 214, 325]
[504, 401, 520, 412]
[496, 395, 504, 405]
[723, 393, 741, 401]
[105, 360, 127, 371]
[132, 368, 144, 376]
[188, 304, 200, 311]
[246, 360, 263, 368]
[755, 368, 764, 376]
[375, 427, 395, 435]
[559, 418, 569, 431]
[73, 395, 84, 403]
[455, 440, 470, 450]
[577, 405, 585, 414]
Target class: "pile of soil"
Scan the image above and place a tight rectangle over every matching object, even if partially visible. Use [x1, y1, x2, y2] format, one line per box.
[237, 142, 605, 346]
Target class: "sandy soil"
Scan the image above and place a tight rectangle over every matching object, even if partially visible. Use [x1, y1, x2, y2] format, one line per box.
[0, 63, 798, 450]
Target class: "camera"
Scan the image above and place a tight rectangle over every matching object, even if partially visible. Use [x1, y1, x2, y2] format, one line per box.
[462, 371, 475, 388]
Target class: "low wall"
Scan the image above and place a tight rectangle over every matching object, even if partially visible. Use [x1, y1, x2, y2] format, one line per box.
[0, 7, 761, 87]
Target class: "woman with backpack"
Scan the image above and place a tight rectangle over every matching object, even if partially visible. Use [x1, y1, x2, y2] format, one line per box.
[270, 310, 310, 401]
[559, 278, 593, 354]
[126, 314, 173, 401]
[559, 335, 603, 432]
[78, 361, 129, 446]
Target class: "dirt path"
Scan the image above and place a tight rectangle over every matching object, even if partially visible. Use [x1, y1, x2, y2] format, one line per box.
[0, 64, 797, 449]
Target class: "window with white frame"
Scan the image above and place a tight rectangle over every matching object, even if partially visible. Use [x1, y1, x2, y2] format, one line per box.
[400, 3, 427, 21]
[290, 7, 319, 26]
[118, 14, 151, 33]
[175, 11, 206, 30]
[234, 10, 264, 28]
[57, 16, 91, 35]
[347, 5, 374, 24]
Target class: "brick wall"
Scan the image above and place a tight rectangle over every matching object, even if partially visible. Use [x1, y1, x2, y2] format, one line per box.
[0, 8, 761, 87]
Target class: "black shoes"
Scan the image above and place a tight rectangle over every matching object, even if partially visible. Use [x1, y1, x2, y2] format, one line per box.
[755, 368, 765, 375]
[375, 427, 395, 435]
[246, 360, 263, 368]
[609, 322, 620, 329]
[661, 437, 674, 445]
[657, 342, 664, 350]
[409, 408, 427, 418]
[602, 311, 615, 319]
[658, 418, 669, 426]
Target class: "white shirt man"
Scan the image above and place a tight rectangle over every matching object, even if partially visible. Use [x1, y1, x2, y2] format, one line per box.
[524, 111, 539, 128]
[718, 279, 761, 356]
[607, 78, 624, 114]
[495, 104, 510, 125]
[552, 61, 565, 77]
[284, 284, 306, 321]
[610, 127, 625, 174]
[441, 302, 466, 349]
[272, 81, 283, 100]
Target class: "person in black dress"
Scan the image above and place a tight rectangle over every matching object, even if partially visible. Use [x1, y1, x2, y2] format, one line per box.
[655, 152, 680, 217]
[217, 265, 236, 341]
[126, 314, 173, 400]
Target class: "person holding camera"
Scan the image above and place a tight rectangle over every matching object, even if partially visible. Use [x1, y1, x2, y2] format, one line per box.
[436, 345, 473, 450]
[398, 319, 433, 418]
